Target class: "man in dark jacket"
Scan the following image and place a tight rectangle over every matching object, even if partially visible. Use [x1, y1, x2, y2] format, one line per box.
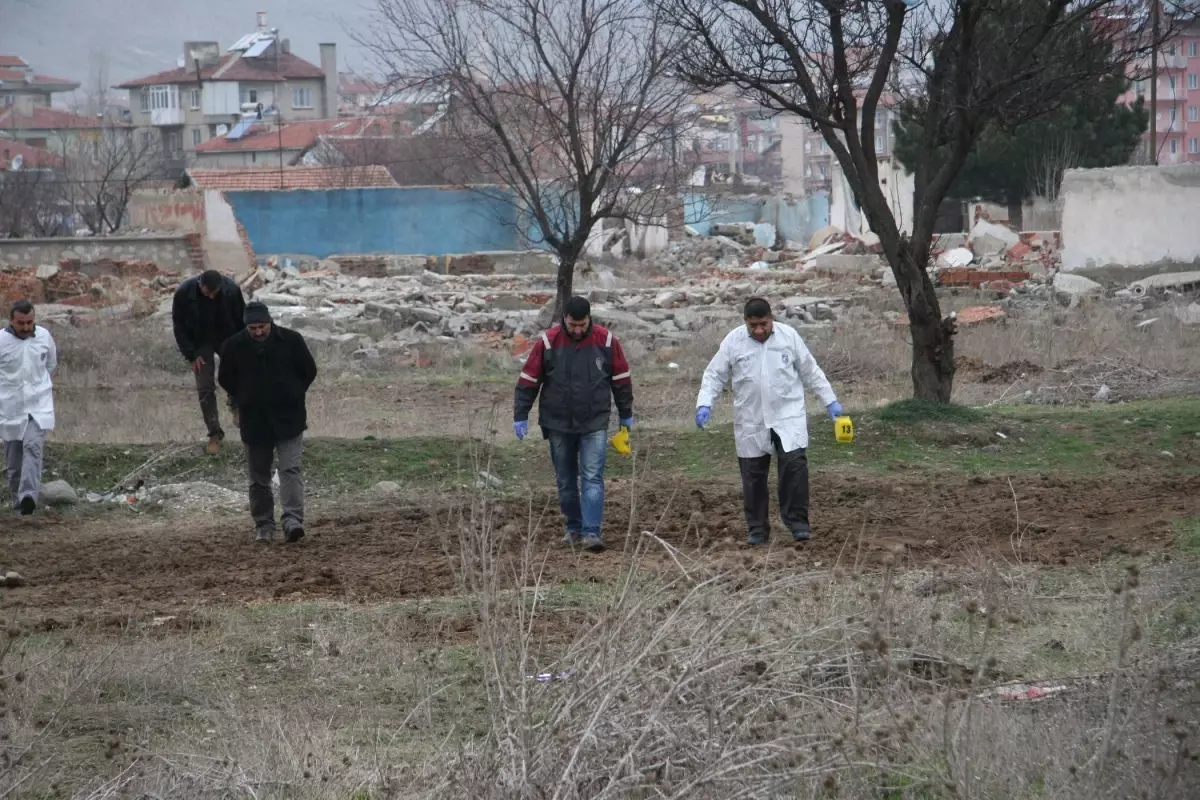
[513, 296, 634, 553]
[172, 270, 246, 454]
[218, 302, 318, 544]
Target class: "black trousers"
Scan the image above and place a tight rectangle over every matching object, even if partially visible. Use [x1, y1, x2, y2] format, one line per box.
[737, 430, 810, 537]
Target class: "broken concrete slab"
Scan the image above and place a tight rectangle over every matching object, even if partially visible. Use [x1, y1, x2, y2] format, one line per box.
[1173, 302, 1200, 325]
[937, 248, 975, 270]
[1052, 273, 1104, 307]
[1128, 270, 1200, 298]
[969, 219, 1021, 248]
[808, 225, 842, 251]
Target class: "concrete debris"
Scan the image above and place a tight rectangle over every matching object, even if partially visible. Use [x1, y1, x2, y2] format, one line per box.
[0, 571, 26, 588]
[1052, 273, 1104, 307]
[1129, 271, 1200, 298]
[1174, 302, 1200, 325]
[954, 306, 1006, 327]
[39, 479, 79, 507]
[1093, 384, 1112, 402]
[372, 480, 402, 497]
[968, 219, 1021, 254]
[938, 248, 975, 270]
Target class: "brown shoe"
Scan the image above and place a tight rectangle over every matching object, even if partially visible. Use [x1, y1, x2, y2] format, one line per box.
[205, 437, 222, 455]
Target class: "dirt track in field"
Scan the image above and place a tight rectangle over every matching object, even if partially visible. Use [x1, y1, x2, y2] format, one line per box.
[3, 470, 1196, 627]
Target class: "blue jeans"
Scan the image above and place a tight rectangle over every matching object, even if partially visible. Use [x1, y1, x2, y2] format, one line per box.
[547, 429, 608, 536]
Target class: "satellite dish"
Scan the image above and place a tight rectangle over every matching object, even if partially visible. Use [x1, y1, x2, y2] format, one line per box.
[216, 123, 229, 136]
[10, 154, 22, 171]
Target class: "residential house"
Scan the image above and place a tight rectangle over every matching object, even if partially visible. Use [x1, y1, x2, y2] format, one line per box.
[339, 72, 382, 115]
[1124, 17, 1200, 164]
[0, 55, 79, 114]
[116, 12, 338, 169]
[1, 139, 65, 171]
[192, 116, 398, 169]
[0, 105, 126, 152]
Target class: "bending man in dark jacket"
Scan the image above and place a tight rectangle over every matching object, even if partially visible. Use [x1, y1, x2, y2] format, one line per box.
[513, 296, 633, 553]
[172, 270, 246, 454]
[218, 302, 318, 544]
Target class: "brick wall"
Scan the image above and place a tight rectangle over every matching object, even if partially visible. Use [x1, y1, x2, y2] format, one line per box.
[0, 235, 195, 273]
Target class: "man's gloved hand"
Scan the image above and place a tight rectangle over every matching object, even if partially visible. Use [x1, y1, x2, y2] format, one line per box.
[695, 406, 711, 429]
[827, 400, 844, 421]
[514, 420, 528, 440]
[619, 417, 633, 430]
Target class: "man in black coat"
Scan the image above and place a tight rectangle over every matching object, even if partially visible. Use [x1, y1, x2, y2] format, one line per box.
[172, 270, 246, 454]
[218, 302, 318, 543]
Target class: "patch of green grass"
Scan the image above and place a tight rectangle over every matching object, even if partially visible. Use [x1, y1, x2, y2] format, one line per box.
[1172, 517, 1200, 556]
[876, 398, 985, 425]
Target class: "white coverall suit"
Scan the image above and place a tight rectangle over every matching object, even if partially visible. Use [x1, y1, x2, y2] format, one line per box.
[696, 322, 837, 540]
[0, 324, 57, 512]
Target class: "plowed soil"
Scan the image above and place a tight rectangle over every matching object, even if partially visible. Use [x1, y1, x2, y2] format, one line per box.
[3, 470, 1197, 626]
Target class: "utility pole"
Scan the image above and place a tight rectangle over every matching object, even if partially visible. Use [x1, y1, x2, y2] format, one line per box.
[1150, 0, 1159, 165]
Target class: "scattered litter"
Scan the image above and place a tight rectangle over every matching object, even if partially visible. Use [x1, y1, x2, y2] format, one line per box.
[979, 682, 1071, 702]
[667, 362, 679, 370]
[527, 670, 573, 682]
[1093, 384, 1112, 402]
[476, 470, 504, 490]
[152, 616, 178, 626]
[995, 431, 1008, 439]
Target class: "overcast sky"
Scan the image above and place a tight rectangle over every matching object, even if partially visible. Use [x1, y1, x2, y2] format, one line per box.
[1, 0, 378, 92]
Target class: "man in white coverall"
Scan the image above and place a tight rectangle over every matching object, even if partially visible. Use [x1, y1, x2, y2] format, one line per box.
[695, 297, 842, 545]
[0, 300, 57, 516]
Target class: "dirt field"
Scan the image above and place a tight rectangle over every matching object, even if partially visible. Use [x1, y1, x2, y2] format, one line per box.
[6, 468, 1196, 628]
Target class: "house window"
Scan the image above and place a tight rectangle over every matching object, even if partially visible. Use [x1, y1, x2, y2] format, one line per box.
[292, 87, 313, 108]
[1190, 74, 1198, 90]
[1190, 106, 1199, 122]
[140, 88, 150, 112]
[2, 95, 12, 107]
[190, 89, 201, 109]
[818, 164, 827, 178]
[241, 88, 258, 105]
[1170, 138, 1178, 154]
[1191, 42, 1199, 58]
[805, 165, 813, 177]
[150, 85, 175, 110]
[1191, 137, 1199, 155]
[1135, 79, 1147, 97]
[1168, 43, 1177, 56]
[166, 130, 182, 153]
[874, 112, 883, 129]
[874, 135, 883, 152]
[804, 140, 811, 153]
[820, 140, 828, 153]
[1170, 107, 1178, 126]
[192, 128, 202, 146]
[140, 130, 154, 147]
[1168, 76, 1177, 91]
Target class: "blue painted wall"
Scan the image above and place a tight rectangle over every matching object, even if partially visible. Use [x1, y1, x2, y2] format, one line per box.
[683, 193, 820, 244]
[225, 187, 532, 258]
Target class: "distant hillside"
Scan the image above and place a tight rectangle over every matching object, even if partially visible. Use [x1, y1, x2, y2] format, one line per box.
[2, 0, 375, 102]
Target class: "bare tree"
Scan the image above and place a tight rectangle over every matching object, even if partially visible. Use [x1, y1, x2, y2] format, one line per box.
[0, 166, 70, 238]
[63, 129, 169, 235]
[660, 0, 1185, 401]
[359, 0, 696, 313]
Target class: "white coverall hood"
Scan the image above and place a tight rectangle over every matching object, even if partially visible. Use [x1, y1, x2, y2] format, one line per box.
[0, 325, 57, 442]
[696, 322, 837, 458]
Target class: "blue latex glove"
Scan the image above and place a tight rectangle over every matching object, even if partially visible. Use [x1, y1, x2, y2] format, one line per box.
[514, 420, 528, 440]
[619, 417, 633, 430]
[826, 400, 844, 421]
[695, 406, 711, 429]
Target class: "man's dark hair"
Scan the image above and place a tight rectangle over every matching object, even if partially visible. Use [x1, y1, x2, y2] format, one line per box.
[9, 299, 33, 319]
[199, 270, 223, 291]
[563, 296, 591, 321]
[744, 297, 772, 319]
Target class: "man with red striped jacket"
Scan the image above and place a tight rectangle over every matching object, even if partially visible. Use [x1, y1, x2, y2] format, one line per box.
[514, 296, 634, 552]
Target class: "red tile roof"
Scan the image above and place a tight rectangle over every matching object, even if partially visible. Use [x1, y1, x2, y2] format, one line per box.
[0, 56, 29, 68]
[187, 165, 399, 190]
[0, 68, 26, 81]
[194, 117, 396, 154]
[0, 140, 64, 170]
[118, 52, 325, 88]
[0, 106, 125, 130]
[32, 74, 79, 88]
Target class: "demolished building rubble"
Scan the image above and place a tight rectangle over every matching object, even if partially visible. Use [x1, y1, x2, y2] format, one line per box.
[1, 212, 1197, 362]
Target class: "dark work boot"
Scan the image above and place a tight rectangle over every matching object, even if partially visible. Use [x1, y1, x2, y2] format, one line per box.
[747, 529, 769, 546]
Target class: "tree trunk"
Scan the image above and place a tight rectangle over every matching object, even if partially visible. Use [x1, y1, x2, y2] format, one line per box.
[554, 252, 576, 319]
[898, 245, 956, 402]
